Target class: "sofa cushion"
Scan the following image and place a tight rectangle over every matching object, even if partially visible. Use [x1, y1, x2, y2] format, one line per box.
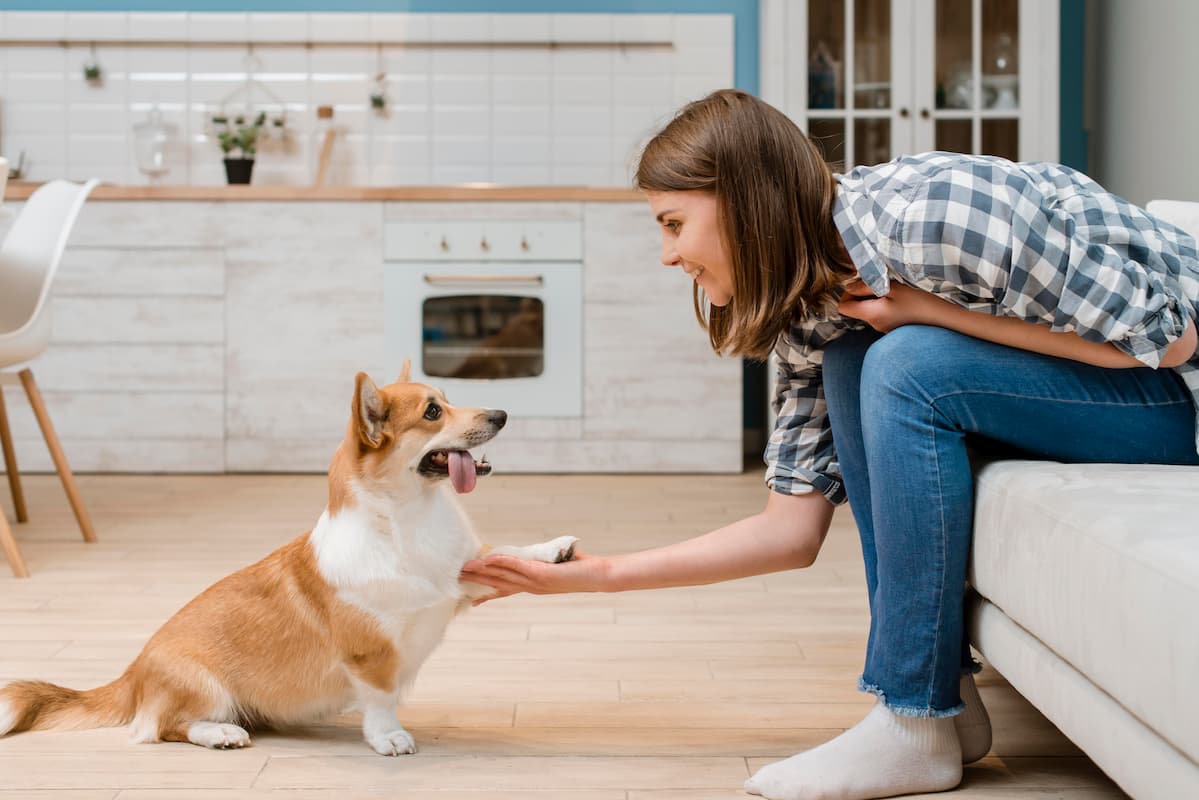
[970, 460, 1199, 763]
[1147, 199, 1199, 240]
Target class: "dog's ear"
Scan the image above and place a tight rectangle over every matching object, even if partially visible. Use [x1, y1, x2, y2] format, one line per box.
[397, 358, 411, 384]
[353, 372, 389, 449]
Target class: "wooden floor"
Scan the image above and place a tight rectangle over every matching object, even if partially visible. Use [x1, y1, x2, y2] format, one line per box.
[0, 470, 1127, 799]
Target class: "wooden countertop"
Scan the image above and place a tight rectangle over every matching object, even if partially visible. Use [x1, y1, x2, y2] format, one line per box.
[2, 182, 644, 202]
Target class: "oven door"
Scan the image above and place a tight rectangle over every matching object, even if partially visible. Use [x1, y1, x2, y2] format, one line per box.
[383, 260, 582, 417]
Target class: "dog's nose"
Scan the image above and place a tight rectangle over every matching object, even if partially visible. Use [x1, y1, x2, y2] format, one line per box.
[489, 410, 508, 429]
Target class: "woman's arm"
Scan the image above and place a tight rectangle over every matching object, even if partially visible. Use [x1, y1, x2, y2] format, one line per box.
[839, 281, 1198, 369]
[459, 490, 833, 603]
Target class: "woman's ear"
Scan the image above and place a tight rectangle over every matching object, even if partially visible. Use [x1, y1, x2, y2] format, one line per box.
[352, 372, 388, 448]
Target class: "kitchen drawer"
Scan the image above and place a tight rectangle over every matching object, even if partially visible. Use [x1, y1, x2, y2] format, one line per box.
[384, 219, 582, 261]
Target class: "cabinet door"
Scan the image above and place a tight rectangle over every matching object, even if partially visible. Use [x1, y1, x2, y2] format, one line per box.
[909, 0, 1058, 161]
[761, 0, 1058, 167]
[800, 0, 913, 169]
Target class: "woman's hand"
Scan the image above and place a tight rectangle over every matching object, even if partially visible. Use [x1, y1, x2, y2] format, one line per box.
[460, 548, 609, 606]
[838, 280, 953, 333]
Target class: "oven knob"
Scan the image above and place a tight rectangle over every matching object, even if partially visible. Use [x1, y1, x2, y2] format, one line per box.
[439, 236, 449, 252]
[480, 236, 490, 252]
[520, 236, 530, 251]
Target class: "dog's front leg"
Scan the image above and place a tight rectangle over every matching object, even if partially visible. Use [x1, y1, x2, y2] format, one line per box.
[351, 678, 416, 756]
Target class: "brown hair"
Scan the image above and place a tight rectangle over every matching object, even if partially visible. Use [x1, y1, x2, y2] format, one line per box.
[635, 89, 852, 359]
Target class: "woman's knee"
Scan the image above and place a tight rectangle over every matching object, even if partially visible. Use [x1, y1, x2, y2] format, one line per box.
[860, 325, 966, 403]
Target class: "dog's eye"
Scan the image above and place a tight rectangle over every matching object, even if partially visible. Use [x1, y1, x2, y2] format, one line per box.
[424, 404, 442, 421]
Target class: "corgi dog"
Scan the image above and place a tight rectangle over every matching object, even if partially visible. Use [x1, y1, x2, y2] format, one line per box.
[0, 362, 577, 755]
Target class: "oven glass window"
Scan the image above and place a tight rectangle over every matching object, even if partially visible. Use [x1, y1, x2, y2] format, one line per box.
[422, 295, 545, 379]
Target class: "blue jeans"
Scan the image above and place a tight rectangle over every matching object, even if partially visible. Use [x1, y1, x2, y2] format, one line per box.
[822, 325, 1199, 717]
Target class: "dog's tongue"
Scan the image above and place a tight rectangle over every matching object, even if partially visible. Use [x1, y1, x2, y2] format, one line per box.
[448, 450, 477, 494]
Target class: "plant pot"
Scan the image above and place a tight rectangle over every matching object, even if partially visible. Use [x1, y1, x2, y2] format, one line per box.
[223, 157, 255, 185]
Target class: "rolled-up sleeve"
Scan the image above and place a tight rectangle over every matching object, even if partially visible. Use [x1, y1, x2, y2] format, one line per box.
[882, 165, 1195, 369]
[1043, 229, 1192, 368]
[764, 334, 846, 505]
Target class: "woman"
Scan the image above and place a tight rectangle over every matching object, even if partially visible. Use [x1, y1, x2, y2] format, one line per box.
[459, 89, 1199, 800]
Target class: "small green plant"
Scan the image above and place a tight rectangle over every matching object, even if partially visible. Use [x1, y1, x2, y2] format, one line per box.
[83, 44, 104, 85]
[213, 111, 267, 159]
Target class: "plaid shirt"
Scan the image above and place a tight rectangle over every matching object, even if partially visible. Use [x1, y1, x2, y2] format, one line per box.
[766, 151, 1199, 503]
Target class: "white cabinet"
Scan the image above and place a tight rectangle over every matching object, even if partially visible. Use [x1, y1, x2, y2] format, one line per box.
[761, 0, 1059, 168]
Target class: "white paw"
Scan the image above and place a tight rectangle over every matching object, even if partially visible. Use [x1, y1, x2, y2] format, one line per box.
[539, 535, 579, 563]
[187, 721, 251, 749]
[367, 726, 417, 756]
[491, 535, 579, 564]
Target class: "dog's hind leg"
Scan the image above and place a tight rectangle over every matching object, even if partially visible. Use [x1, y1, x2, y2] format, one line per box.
[141, 666, 248, 749]
[160, 719, 252, 749]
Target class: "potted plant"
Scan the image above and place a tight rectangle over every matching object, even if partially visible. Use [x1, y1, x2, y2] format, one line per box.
[212, 112, 266, 184]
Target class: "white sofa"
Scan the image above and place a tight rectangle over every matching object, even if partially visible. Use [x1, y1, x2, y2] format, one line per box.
[967, 200, 1199, 799]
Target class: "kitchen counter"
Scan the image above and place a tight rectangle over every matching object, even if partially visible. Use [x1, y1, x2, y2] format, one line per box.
[3, 182, 644, 202]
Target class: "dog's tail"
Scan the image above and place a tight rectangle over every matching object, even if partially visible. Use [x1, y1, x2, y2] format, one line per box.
[0, 671, 136, 735]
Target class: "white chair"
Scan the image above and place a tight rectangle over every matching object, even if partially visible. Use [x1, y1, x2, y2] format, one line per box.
[0, 179, 100, 578]
[0, 156, 9, 208]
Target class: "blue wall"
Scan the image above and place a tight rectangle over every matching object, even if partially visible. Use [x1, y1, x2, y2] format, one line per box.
[1059, 0, 1086, 172]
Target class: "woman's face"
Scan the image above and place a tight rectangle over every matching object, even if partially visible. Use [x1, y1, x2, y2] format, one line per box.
[647, 190, 734, 307]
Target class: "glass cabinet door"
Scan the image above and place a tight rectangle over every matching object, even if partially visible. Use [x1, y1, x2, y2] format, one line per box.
[774, 0, 1054, 170]
[932, 0, 1020, 160]
[806, 0, 896, 169]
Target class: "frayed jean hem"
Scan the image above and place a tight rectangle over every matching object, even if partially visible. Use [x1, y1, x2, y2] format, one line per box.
[857, 677, 965, 718]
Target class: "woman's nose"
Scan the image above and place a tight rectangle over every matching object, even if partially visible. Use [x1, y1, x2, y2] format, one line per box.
[661, 240, 680, 267]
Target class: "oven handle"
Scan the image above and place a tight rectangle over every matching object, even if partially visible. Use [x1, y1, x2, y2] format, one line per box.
[423, 274, 544, 286]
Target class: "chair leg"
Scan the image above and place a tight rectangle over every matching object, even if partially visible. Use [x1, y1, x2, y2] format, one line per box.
[18, 369, 97, 543]
[0, 384, 30, 522]
[0, 507, 30, 578]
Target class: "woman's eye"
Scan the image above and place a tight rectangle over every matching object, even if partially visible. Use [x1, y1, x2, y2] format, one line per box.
[665, 221, 681, 232]
[424, 404, 442, 421]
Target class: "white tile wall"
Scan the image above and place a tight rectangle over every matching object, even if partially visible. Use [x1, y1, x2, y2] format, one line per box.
[0, 11, 733, 187]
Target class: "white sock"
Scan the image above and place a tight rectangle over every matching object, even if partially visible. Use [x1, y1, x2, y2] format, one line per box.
[744, 701, 962, 800]
[954, 672, 992, 763]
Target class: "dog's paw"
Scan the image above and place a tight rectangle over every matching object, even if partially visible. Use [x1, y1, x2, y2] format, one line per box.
[545, 535, 579, 563]
[367, 727, 418, 756]
[489, 535, 579, 564]
[187, 721, 251, 750]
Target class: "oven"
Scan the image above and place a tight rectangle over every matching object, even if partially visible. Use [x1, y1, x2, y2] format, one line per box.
[382, 217, 583, 417]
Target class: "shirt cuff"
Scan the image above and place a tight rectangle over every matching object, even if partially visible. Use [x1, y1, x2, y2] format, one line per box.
[765, 469, 847, 505]
[1111, 297, 1190, 368]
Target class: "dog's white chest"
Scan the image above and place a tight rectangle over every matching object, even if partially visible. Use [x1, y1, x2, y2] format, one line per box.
[310, 487, 479, 619]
